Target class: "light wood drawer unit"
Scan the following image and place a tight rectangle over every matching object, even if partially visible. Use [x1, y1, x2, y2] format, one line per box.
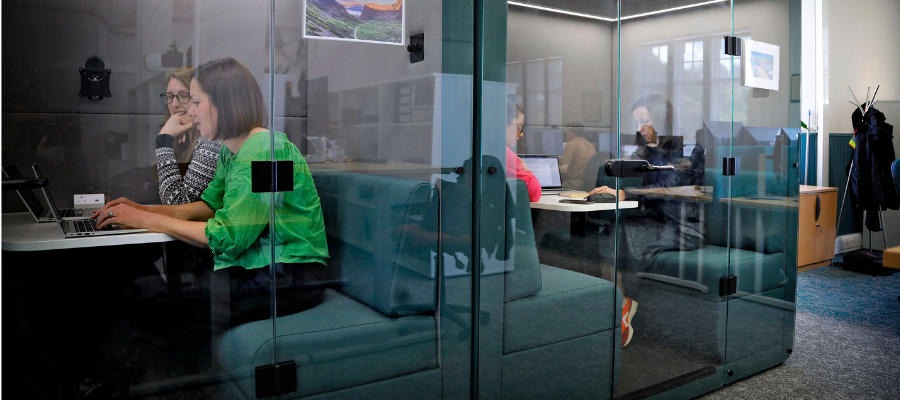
[798, 185, 837, 267]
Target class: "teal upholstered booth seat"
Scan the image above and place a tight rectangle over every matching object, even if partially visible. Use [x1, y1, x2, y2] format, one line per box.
[215, 174, 622, 399]
[642, 167, 790, 297]
[216, 289, 438, 398]
[216, 172, 441, 399]
[633, 162, 792, 364]
[501, 179, 622, 399]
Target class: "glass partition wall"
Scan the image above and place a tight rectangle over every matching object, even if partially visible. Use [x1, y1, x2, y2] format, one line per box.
[2, 1, 797, 399]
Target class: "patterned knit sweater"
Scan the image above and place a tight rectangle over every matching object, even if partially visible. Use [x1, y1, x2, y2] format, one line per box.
[155, 134, 222, 205]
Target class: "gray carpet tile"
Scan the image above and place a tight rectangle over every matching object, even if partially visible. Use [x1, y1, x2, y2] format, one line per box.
[700, 266, 900, 400]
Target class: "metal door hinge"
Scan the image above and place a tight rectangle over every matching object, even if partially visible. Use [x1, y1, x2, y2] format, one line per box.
[251, 160, 294, 193]
[719, 276, 737, 297]
[724, 36, 741, 56]
[723, 157, 740, 176]
[256, 361, 297, 398]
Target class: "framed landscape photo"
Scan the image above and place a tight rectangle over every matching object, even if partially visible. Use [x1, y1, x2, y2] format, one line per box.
[303, 0, 405, 45]
[741, 39, 779, 91]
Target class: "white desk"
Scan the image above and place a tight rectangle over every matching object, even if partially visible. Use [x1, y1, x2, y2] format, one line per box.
[531, 196, 638, 212]
[2, 212, 175, 251]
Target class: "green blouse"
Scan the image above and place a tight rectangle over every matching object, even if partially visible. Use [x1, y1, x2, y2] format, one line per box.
[201, 131, 329, 271]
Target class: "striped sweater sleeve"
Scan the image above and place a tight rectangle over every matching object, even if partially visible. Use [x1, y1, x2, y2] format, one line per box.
[156, 135, 223, 205]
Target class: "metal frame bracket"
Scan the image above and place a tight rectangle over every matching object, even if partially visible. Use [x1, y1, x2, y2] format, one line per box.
[256, 361, 297, 398]
[719, 276, 738, 297]
[251, 160, 294, 193]
[723, 157, 741, 176]
[724, 36, 742, 56]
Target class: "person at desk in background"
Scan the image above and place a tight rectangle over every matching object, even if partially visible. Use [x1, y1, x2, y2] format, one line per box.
[559, 122, 596, 189]
[588, 94, 705, 347]
[155, 67, 223, 205]
[83, 57, 329, 399]
[506, 99, 541, 202]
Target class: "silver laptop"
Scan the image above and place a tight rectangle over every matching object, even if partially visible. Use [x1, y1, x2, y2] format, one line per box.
[2, 164, 58, 223]
[31, 164, 98, 220]
[518, 154, 574, 194]
[40, 186, 148, 238]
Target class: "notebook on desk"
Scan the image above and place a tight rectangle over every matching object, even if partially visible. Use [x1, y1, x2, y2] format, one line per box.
[518, 154, 575, 194]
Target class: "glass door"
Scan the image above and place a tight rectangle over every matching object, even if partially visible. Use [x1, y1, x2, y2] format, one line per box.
[614, 1, 734, 398]
[723, 0, 800, 383]
[480, 1, 624, 399]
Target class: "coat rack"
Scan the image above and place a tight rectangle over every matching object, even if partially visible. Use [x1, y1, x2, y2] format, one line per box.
[838, 84, 886, 249]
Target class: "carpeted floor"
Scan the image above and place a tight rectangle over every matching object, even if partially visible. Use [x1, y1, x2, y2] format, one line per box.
[698, 265, 900, 400]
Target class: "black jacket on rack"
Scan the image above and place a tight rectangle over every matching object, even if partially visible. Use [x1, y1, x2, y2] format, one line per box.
[847, 106, 898, 231]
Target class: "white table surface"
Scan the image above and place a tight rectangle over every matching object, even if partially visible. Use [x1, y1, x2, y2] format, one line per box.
[2, 212, 175, 251]
[531, 195, 639, 212]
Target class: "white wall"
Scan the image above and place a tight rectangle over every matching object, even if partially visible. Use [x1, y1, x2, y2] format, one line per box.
[507, 8, 616, 130]
[821, 0, 900, 187]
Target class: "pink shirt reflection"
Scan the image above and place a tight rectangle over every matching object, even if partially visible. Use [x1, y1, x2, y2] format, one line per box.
[506, 147, 541, 202]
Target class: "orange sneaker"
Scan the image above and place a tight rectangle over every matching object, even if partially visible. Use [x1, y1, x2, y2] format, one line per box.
[622, 297, 638, 347]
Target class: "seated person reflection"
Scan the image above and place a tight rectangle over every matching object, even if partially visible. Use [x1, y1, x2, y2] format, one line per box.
[155, 67, 223, 205]
[588, 95, 705, 347]
[559, 122, 596, 189]
[86, 58, 329, 398]
[506, 100, 541, 202]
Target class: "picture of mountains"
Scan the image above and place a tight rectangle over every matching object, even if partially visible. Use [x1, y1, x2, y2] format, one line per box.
[305, 0, 403, 44]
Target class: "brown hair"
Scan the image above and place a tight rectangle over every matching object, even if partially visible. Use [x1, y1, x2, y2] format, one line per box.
[191, 57, 268, 141]
[161, 67, 201, 164]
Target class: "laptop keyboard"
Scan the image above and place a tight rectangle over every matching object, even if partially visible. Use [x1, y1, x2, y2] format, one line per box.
[74, 219, 114, 233]
[59, 208, 84, 218]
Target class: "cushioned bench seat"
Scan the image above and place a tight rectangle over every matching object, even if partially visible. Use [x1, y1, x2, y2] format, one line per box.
[217, 288, 438, 399]
[650, 247, 786, 296]
[504, 264, 620, 354]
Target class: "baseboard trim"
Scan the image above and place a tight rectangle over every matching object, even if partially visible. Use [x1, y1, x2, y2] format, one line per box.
[798, 260, 832, 273]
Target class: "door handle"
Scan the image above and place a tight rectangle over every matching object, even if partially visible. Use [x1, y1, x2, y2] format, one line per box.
[439, 166, 465, 175]
[605, 159, 674, 177]
[815, 194, 821, 221]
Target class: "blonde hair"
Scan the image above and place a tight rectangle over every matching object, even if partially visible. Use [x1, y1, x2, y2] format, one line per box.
[161, 67, 201, 164]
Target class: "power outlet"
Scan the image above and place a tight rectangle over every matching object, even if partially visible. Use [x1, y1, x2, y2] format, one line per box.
[835, 234, 862, 254]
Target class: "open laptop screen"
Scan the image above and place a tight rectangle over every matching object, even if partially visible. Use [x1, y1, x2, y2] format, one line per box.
[2, 164, 49, 221]
[519, 155, 562, 189]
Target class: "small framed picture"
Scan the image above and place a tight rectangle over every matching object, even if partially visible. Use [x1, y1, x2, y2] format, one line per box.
[303, 0, 405, 45]
[741, 39, 780, 91]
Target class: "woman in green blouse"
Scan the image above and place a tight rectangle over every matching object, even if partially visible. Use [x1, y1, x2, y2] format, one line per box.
[94, 57, 329, 323]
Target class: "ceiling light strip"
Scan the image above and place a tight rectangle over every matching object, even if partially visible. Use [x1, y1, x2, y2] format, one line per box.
[620, 0, 727, 21]
[507, 1, 617, 22]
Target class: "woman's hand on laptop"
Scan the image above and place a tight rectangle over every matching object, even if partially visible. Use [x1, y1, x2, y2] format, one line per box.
[96, 203, 151, 230]
[92, 198, 147, 219]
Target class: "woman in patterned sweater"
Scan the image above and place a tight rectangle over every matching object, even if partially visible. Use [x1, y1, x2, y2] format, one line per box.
[156, 67, 222, 204]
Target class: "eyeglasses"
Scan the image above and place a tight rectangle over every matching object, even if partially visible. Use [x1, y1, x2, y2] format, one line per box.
[160, 91, 191, 104]
[516, 124, 525, 134]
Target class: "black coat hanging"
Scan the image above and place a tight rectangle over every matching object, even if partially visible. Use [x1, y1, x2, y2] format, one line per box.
[846, 106, 898, 231]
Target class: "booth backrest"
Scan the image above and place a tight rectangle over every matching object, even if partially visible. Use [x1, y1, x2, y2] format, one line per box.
[704, 168, 788, 253]
[504, 179, 543, 302]
[313, 172, 438, 317]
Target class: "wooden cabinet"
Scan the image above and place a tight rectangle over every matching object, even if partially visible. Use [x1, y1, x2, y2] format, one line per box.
[798, 185, 837, 267]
